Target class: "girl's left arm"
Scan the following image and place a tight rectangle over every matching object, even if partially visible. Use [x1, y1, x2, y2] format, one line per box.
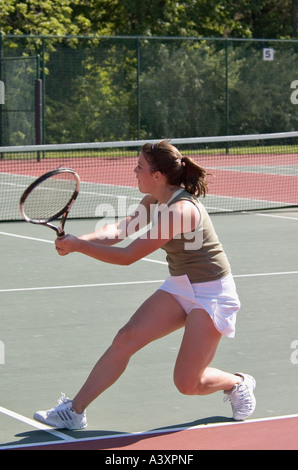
[55, 200, 200, 265]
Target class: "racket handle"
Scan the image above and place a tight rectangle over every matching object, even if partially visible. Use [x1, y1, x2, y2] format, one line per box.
[57, 230, 65, 238]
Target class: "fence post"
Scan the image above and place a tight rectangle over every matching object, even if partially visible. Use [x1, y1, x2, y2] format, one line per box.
[41, 36, 46, 145]
[35, 78, 43, 145]
[0, 31, 3, 147]
[225, 39, 230, 154]
[225, 39, 229, 138]
[137, 37, 141, 140]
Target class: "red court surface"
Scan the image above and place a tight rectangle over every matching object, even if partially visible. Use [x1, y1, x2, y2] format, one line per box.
[2, 152, 298, 204]
[8, 415, 298, 450]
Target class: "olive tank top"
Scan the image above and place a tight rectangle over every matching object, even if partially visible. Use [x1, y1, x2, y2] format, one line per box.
[160, 189, 231, 283]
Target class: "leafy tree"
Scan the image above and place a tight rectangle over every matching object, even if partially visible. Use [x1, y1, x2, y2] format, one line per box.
[0, 0, 297, 38]
[74, 0, 297, 39]
[0, 0, 90, 35]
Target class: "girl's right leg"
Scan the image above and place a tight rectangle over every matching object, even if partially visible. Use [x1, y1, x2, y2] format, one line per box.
[72, 290, 186, 414]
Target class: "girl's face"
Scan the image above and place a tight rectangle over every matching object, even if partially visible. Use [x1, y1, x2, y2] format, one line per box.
[134, 152, 157, 193]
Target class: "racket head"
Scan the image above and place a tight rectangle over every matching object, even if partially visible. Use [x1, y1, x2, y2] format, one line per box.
[20, 168, 80, 234]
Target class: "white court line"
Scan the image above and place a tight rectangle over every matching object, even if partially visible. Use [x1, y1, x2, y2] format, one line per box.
[255, 213, 298, 221]
[1, 271, 298, 294]
[0, 231, 53, 244]
[0, 230, 167, 264]
[0, 230, 298, 294]
[0, 406, 76, 442]
[234, 271, 298, 278]
[0, 279, 165, 293]
[142, 257, 167, 265]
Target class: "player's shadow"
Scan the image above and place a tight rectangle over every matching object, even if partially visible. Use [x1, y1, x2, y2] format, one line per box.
[1, 415, 234, 449]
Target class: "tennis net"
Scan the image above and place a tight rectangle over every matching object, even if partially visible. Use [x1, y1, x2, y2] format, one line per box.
[0, 131, 297, 221]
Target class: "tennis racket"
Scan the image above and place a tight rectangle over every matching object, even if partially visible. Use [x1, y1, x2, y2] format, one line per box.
[20, 168, 80, 237]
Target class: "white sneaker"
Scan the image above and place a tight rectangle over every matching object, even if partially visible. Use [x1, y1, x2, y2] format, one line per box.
[224, 373, 256, 420]
[34, 393, 87, 430]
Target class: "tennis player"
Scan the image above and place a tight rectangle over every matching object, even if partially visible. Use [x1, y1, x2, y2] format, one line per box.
[34, 140, 256, 430]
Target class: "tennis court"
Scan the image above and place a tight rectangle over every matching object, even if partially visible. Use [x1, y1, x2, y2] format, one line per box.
[0, 207, 298, 450]
[0, 133, 298, 450]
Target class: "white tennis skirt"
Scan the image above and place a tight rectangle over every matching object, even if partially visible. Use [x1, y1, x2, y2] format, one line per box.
[159, 273, 240, 338]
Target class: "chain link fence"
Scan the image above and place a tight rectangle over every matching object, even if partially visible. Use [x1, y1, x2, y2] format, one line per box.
[0, 34, 297, 146]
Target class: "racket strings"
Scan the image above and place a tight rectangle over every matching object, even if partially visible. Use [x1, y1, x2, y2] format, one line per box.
[23, 174, 78, 221]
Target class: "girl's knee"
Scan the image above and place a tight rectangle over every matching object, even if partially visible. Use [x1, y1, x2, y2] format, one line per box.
[111, 323, 142, 356]
[113, 323, 132, 343]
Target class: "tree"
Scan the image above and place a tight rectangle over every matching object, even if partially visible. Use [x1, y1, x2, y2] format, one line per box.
[0, 0, 91, 35]
[232, 0, 296, 39]
[0, 0, 296, 39]
[75, 0, 297, 39]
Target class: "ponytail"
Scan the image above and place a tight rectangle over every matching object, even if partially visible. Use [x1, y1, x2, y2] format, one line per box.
[181, 155, 209, 197]
[142, 140, 209, 198]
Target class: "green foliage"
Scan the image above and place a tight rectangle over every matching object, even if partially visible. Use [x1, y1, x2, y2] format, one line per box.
[0, 0, 91, 35]
[0, 0, 296, 38]
[0, 1, 297, 144]
[45, 41, 138, 142]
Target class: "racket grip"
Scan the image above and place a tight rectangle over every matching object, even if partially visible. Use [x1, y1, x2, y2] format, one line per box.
[57, 230, 65, 238]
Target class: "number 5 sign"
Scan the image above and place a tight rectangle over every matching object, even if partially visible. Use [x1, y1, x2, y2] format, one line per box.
[263, 48, 274, 61]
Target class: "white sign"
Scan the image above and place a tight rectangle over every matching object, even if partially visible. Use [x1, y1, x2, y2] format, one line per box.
[263, 48, 274, 61]
[0, 80, 4, 104]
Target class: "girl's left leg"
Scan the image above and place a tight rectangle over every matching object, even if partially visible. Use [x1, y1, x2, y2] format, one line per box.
[173, 308, 241, 396]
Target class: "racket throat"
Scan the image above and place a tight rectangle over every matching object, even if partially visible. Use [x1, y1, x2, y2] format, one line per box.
[40, 221, 65, 237]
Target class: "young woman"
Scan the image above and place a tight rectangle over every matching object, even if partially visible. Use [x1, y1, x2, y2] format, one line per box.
[34, 140, 256, 430]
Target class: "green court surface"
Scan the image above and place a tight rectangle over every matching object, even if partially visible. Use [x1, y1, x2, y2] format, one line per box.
[0, 208, 298, 449]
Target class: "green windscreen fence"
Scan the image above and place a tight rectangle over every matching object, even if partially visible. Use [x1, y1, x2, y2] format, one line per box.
[0, 55, 40, 146]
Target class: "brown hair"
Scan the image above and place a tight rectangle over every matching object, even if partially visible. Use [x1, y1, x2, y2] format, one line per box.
[141, 140, 208, 197]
